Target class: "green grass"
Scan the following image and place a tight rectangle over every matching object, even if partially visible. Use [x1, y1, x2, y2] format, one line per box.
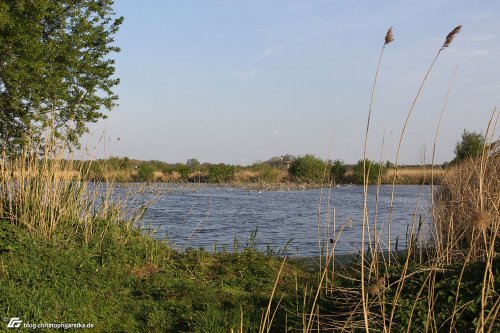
[0, 221, 316, 332]
[1, 213, 498, 332]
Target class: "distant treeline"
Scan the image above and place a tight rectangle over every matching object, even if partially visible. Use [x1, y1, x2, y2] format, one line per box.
[69, 155, 445, 185]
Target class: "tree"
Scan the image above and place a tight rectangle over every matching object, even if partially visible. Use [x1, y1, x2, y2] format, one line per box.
[0, 0, 123, 153]
[186, 158, 201, 171]
[137, 164, 155, 182]
[452, 130, 485, 164]
[330, 159, 346, 184]
[289, 154, 326, 183]
[353, 159, 385, 184]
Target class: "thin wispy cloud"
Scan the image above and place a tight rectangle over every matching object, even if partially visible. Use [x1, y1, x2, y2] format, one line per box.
[468, 34, 496, 42]
[448, 48, 491, 57]
[231, 69, 258, 80]
[255, 45, 286, 62]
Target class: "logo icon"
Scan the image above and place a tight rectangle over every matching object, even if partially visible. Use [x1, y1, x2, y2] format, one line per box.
[6, 318, 22, 329]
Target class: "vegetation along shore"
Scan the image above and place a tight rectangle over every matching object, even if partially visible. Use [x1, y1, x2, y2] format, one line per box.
[0, 0, 498, 331]
[63, 154, 449, 187]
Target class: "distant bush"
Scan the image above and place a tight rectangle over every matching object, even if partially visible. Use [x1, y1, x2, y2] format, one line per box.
[330, 159, 346, 184]
[352, 159, 385, 184]
[289, 155, 326, 183]
[163, 163, 191, 180]
[137, 164, 155, 182]
[106, 156, 131, 170]
[452, 130, 485, 164]
[208, 164, 235, 183]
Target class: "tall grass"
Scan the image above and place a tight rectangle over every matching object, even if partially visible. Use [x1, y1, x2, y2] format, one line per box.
[262, 25, 499, 332]
[0, 140, 148, 246]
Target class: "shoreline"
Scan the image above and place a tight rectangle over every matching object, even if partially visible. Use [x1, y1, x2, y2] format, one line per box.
[112, 180, 438, 191]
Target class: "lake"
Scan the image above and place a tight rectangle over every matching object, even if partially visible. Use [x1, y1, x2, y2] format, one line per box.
[115, 184, 433, 257]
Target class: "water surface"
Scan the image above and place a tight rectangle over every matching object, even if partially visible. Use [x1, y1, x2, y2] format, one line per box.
[117, 184, 432, 256]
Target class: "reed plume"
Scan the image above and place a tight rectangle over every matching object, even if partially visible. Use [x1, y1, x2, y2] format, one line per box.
[442, 25, 462, 49]
[385, 26, 394, 45]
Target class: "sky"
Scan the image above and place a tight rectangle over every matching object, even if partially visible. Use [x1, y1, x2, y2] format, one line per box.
[82, 0, 500, 165]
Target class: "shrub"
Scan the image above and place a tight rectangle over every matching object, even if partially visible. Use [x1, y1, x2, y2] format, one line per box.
[137, 164, 155, 182]
[289, 155, 326, 183]
[207, 164, 235, 183]
[330, 159, 346, 184]
[163, 163, 191, 180]
[352, 159, 385, 184]
[107, 156, 131, 170]
[452, 130, 485, 164]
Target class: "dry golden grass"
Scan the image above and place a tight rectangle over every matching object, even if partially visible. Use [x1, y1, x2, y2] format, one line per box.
[383, 167, 445, 184]
[152, 170, 164, 181]
[434, 156, 500, 260]
[102, 169, 134, 182]
[187, 171, 208, 182]
[11, 170, 81, 180]
[162, 171, 181, 182]
[234, 170, 260, 182]
[0, 143, 148, 244]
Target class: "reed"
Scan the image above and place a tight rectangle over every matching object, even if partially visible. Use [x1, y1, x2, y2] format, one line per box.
[387, 25, 463, 266]
[261, 25, 498, 333]
[0, 139, 147, 246]
[360, 25, 395, 332]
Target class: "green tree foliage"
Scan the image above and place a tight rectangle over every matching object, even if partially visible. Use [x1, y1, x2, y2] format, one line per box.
[208, 164, 235, 183]
[0, 0, 123, 153]
[173, 163, 191, 179]
[106, 156, 131, 170]
[330, 159, 346, 184]
[289, 155, 326, 182]
[353, 159, 385, 184]
[452, 130, 485, 164]
[186, 158, 201, 170]
[137, 164, 155, 182]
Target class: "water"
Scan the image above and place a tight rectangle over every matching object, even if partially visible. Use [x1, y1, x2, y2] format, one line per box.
[114, 184, 433, 257]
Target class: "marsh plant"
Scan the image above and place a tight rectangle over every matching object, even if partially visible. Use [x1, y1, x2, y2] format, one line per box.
[261, 25, 499, 332]
[0, 136, 148, 246]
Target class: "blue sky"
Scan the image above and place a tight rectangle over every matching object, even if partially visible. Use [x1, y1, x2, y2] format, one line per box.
[82, 0, 500, 165]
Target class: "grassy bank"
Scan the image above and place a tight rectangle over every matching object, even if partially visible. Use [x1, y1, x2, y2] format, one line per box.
[1, 221, 320, 332]
[1, 152, 497, 332]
